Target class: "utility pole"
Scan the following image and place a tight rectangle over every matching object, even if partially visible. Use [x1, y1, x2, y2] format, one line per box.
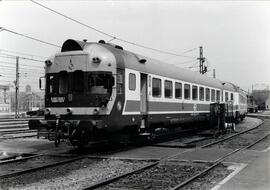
[198, 46, 207, 74]
[213, 69, 216, 78]
[15, 56, 19, 118]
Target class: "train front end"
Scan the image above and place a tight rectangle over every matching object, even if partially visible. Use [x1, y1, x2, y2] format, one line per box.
[39, 39, 117, 147]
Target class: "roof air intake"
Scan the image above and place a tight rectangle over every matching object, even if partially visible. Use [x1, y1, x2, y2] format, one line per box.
[61, 39, 86, 52]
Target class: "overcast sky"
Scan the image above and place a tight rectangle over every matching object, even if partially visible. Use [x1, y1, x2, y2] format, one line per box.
[0, 0, 269, 92]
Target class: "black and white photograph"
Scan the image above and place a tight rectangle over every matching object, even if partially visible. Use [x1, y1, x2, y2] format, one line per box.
[0, 0, 270, 189]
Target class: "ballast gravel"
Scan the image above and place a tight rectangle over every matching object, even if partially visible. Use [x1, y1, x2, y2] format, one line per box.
[99, 161, 233, 190]
[99, 161, 208, 189]
[0, 158, 150, 190]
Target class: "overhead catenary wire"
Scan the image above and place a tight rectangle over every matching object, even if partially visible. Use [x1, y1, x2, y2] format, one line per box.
[0, 53, 44, 63]
[30, 0, 196, 59]
[0, 27, 61, 48]
[0, 65, 44, 71]
[0, 62, 44, 69]
[162, 47, 199, 62]
[2, 70, 44, 76]
[0, 48, 47, 59]
[171, 59, 198, 65]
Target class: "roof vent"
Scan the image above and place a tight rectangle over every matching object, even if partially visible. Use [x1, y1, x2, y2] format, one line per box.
[114, 45, 123, 50]
[139, 59, 147, 64]
[83, 39, 87, 42]
[98, 40, 106, 44]
[107, 43, 123, 50]
[61, 39, 85, 52]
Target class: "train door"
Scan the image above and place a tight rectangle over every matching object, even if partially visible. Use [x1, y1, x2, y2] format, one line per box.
[140, 73, 148, 114]
[140, 73, 149, 135]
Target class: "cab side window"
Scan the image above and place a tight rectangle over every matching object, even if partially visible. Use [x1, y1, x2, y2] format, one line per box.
[129, 73, 136, 91]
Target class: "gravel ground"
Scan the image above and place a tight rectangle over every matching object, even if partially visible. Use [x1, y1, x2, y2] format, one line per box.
[99, 161, 211, 190]
[194, 117, 264, 147]
[0, 158, 150, 190]
[249, 135, 270, 151]
[181, 163, 234, 190]
[0, 155, 70, 176]
[215, 119, 270, 150]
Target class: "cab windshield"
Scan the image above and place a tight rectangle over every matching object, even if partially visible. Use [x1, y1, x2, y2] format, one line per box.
[87, 73, 113, 95]
[46, 71, 114, 95]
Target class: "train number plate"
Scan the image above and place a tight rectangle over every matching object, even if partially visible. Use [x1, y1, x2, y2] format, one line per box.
[51, 97, 65, 103]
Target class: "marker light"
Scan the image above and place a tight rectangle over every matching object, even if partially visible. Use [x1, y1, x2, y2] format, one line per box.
[44, 108, 51, 115]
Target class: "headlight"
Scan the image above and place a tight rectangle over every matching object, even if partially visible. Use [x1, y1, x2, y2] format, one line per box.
[44, 108, 51, 115]
[93, 108, 99, 115]
[66, 108, 73, 115]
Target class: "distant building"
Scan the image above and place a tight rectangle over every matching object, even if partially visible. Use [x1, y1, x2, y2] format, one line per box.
[20, 92, 44, 111]
[10, 91, 44, 112]
[25, 84, 31, 93]
[265, 97, 270, 110]
[252, 89, 270, 110]
[0, 84, 11, 113]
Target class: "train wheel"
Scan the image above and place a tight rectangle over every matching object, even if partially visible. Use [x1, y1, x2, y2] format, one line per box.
[69, 129, 78, 146]
[77, 130, 89, 149]
[54, 130, 62, 147]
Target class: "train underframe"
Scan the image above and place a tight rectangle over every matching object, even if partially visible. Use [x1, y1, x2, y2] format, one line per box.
[31, 109, 245, 148]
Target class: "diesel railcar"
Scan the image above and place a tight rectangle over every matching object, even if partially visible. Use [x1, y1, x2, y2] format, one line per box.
[36, 39, 247, 147]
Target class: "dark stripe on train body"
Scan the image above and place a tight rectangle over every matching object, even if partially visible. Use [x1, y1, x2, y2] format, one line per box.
[45, 112, 209, 132]
[124, 100, 210, 112]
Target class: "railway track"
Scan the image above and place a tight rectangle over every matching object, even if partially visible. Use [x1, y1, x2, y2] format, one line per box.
[0, 118, 40, 139]
[0, 117, 268, 189]
[0, 153, 88, 179]
[81, 118, 270, 190]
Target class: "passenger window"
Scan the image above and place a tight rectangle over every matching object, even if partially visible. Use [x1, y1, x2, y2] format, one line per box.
[164, 80, 172, 98]
[175, 82, 182, 99]
[231, 93, 234, 101]
[225, 92, 228, 101]
[129, 73, 136, 91]
[192, 85, 198, 100]
[216, 90, 220, 102]
[206, 88, 210, 101]
[199, 87, 204, 101]
[152, 78, 161, 97]
[211, 89, 215, 102]
[184, 84, 191, 100]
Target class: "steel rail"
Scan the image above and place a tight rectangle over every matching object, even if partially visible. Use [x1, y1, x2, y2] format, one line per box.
[201, 120, 264, 148]
[0, 155, 88, 179]
[0, 154, 41, 165]
[0, 117, 42, 122]
[0, 134, 37, 140]
[0, 129, 37, 134]
[83, 162, 159, 190]
[83, 118, 267, 190]
[170, 130, 270, 190]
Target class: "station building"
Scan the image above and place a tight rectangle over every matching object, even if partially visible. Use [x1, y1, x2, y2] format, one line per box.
[265, 96, 270, 110]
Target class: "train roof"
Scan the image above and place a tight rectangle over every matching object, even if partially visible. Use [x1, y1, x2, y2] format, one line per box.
[98, 43, 236, 91]
[61, 39, 236, 92]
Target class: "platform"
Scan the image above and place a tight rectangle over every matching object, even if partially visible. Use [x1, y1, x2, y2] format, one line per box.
[218, 149, 270, 190]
